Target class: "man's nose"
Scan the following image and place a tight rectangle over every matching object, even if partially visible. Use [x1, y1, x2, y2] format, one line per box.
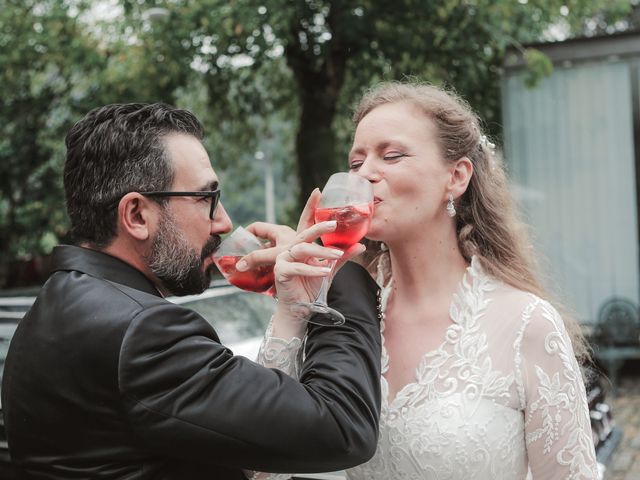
[211, 202, 233, 235]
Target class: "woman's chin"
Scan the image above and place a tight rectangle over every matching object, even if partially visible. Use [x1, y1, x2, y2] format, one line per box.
[365, 227, 384, 243]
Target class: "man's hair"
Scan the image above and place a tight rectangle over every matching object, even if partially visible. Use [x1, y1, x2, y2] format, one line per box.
[64, 103, 204, 247]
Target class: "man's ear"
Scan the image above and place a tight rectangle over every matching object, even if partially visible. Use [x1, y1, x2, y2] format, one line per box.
[446, 156, 473, 199]
[117, 192, 156, 241]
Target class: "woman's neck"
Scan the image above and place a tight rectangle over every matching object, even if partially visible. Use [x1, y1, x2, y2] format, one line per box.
[385, 224, 469, 303]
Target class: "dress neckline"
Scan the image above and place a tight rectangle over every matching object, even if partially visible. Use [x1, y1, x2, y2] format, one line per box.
[379, 256, 496, 408]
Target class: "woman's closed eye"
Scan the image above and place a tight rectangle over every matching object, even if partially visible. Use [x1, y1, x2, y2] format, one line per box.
[349, 152, 411, 170]
[349, 159, 365, 170]
[383, 152, 410, 161]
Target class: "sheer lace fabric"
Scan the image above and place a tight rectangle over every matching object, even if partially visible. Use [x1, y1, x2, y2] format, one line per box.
[253, 258, 598, 480]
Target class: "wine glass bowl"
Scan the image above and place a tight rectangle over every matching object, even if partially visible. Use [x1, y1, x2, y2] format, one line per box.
[297, 172, 374, 326]
[212, 227, 275, 294]
[315, 202, 373, 250]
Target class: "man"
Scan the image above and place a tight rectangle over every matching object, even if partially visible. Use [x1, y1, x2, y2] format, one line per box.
[2, 103, 382, 479]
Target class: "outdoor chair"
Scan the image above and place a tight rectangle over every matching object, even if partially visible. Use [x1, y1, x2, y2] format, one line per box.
[591, 297, 640, 392]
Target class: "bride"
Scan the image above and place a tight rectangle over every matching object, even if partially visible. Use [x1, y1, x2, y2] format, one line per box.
[253, 81, 598, 479]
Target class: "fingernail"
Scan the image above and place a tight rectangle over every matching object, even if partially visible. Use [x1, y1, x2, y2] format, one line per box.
[321, 267, 333, 273]
[325, 220, 337, 229]
[330, 249, 344, 257]
[236, 260, 248, 272]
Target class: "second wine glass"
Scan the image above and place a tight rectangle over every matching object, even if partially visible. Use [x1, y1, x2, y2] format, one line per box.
[296, 172, 374, 326]
[212, 226, 275, 295]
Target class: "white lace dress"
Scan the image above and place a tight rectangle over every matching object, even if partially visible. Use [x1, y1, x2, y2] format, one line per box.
[253, 258, 598, 480]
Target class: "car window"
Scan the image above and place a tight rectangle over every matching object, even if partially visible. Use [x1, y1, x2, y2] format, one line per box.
[172, 288, 276, 345]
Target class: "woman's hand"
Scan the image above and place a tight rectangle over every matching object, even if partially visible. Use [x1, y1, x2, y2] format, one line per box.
[236, 187, 365, 318]
[234, 189, 323, 273]
[272, 225, 364, 319]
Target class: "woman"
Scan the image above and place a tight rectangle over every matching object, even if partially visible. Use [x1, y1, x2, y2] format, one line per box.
[254, 82, 598, 480]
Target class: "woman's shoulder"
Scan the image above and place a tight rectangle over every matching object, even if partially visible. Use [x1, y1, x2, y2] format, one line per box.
[485, 281, 563, 333]
[492, 286, 570, 353]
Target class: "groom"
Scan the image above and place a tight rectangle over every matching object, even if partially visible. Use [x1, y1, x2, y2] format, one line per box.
[1, 103, 382, 479]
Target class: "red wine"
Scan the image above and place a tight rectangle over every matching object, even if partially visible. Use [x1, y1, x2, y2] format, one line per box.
[315, 202, 373, 249]
[214, 255, 274, 293]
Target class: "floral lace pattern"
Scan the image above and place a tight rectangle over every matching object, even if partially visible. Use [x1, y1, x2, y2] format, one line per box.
[255, 316, 304, 378]
[253, 257, 598, 480]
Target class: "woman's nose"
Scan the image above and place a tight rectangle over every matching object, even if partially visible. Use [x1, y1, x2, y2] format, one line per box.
[355, 160, 381, 183]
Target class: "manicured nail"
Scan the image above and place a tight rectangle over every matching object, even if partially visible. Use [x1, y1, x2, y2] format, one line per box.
[324, 220, 337, 229]
[321, 267, 333, 273]
[330, 249, 344, 257]
[236, 260, 248, 272]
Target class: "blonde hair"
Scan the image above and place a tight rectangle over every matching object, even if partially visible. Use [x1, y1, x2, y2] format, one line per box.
[353, 81, 590, 363]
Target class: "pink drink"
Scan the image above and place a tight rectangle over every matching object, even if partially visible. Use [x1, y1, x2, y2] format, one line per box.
[315, 202, 373, 249]
[214, 255, 275, 293]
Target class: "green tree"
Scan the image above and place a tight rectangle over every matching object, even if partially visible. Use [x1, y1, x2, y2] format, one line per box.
[115, 0, 632, 208]
[0, 0, 634, 287]
[0, 0, 104, 283]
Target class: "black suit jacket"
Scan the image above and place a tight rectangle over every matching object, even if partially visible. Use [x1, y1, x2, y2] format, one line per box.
[2, 245, 381, 479]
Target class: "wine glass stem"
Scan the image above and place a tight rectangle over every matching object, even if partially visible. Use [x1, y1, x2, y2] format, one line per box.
[313, 259, 338, 306]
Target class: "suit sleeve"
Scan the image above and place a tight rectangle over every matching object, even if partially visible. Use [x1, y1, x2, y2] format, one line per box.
[118, 262, 381, 474]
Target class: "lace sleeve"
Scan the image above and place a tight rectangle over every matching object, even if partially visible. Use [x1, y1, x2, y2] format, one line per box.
[516, 299, 598, 480]
[244, 318, 306, 480]
[255, 315, 305, 378]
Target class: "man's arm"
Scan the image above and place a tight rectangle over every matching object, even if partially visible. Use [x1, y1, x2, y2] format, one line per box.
[118, 262, 381, 473]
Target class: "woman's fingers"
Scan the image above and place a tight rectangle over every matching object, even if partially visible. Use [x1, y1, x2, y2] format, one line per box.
[245, 222, 296, 246]
[274, 262, 333, 284]
[296, 220, 336, 243]
[236, 247, 280, 272]
[296, 188, 321, 233]
[282, 242, 344, 263]
[237, 221, 337, 271]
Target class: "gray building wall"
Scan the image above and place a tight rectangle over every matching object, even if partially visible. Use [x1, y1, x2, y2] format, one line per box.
[502, 56, 639, 324]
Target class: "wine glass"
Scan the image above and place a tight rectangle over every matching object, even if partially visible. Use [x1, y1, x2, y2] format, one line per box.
[212, 226, 275, 295]
[296, 172, 374, 326]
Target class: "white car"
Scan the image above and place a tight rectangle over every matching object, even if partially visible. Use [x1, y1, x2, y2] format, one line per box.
[168, 280, 275, 360]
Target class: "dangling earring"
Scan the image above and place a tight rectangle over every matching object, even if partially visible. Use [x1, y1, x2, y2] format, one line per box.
[380, 242, 388, 251]
[446, 193, 456, 217]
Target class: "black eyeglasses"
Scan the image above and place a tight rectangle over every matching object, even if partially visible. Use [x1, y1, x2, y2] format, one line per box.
[139, 190, 221, 219]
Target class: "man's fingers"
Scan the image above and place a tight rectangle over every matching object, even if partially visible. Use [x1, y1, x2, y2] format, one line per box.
[296, 188, 321, 233]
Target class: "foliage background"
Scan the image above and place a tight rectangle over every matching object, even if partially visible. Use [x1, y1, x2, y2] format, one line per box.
[0, 0, 637, 288]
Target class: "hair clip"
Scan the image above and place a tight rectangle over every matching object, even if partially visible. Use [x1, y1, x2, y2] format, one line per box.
[479, 135, 496, 154]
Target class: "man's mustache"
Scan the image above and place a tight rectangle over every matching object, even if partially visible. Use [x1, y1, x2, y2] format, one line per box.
[201, 235, 222, 261]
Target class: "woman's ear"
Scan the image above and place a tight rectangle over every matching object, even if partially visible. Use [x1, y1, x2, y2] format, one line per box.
[117, 192, 156, 241]
[447, 156, 473, 199]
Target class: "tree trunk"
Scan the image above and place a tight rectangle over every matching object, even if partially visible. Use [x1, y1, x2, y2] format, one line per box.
[287, 3, 350, 210]
[295, 85, 341, 208]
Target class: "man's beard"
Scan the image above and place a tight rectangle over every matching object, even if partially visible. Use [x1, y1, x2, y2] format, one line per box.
[148, 210, 221, 296]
